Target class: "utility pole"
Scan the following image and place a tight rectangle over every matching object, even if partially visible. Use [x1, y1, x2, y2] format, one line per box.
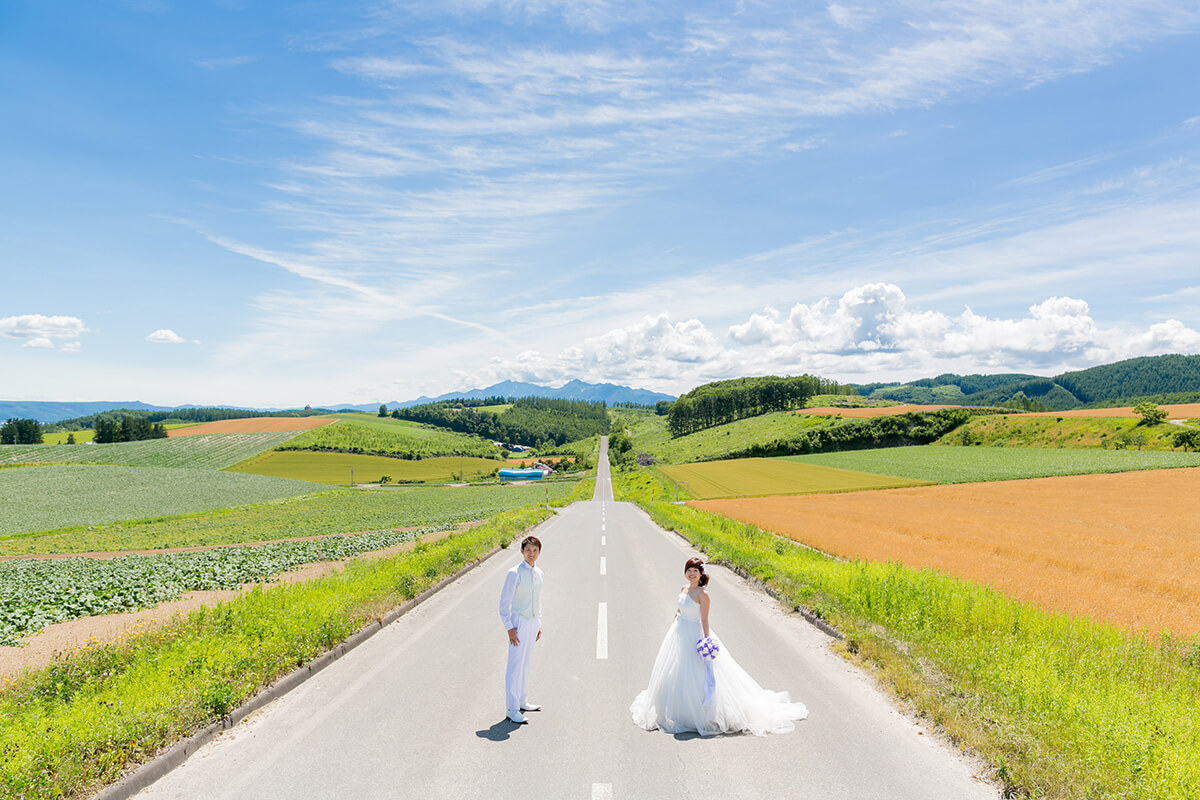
[350, 467, 354, 487]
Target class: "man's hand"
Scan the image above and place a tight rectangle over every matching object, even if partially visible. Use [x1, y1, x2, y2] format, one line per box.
[508, 627, 520, 646]
[536, 628, 542, 642]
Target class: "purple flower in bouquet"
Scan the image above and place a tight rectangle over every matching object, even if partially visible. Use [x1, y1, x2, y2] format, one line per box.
[696, 636, 720, 661]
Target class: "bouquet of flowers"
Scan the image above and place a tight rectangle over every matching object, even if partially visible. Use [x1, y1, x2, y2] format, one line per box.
[696, 636, 720, 661]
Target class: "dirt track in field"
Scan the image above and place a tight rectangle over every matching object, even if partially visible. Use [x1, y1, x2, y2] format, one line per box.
[168, 417, 335, 436]
[0, 526, 461, 679]
[1022, 403, 1200, 419]
[795, 404, 957, 417]
[693, 467, 1200, 635]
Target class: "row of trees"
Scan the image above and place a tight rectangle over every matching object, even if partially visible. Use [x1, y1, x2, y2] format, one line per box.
[94, 416, 168, 443]
[0, 418, 43, 444]
[395, 397, 610, 448]
[712, 409, 988, 459]
[49, 406, 329, 433]
[666, 375, 843, 437]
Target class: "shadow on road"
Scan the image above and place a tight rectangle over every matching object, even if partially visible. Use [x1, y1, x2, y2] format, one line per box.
[475, 719, 525, 741]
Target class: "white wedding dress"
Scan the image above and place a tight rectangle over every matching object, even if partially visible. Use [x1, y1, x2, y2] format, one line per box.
[630, 591, 808, 736]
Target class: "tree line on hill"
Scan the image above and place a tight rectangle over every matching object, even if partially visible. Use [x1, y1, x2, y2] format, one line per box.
[394, 396, 611, 447]
[47, 406, 330, 432]
[710, 408, 995, 459]
[1, 418, 43, 444]
[93, 416, 168, 443]
[846, 354, 1200, 411]
[667, 375, 843, 437]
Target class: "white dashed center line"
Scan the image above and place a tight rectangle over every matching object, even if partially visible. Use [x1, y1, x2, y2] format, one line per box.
[596, 603, 608, 659]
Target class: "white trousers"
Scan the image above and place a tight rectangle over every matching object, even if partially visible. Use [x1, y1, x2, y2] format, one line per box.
[505, 615, 540, 712]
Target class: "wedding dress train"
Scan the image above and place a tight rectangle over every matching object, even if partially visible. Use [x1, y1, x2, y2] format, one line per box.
[630, 591, 807, 736]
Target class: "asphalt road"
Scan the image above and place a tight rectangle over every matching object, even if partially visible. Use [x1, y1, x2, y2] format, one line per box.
[134, 440, 998, 800]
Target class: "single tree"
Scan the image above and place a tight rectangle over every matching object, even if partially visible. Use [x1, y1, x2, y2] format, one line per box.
[379, 404, 388, 417]
[66, 433, 76, 444]
[1133, 401, 1167, 426]
[1172, 427, 1200, 452]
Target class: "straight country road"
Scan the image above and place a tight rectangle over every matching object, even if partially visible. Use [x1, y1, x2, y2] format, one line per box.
[133, 440, 998, 800]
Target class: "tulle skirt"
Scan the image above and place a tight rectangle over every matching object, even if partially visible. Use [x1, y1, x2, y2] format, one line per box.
[629, 617, 807, 736]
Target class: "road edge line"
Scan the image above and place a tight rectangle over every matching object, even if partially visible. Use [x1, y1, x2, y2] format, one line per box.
[626, 502, 844, 641]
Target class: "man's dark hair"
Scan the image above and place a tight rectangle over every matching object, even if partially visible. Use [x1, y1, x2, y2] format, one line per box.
[521, 535, 542, 551]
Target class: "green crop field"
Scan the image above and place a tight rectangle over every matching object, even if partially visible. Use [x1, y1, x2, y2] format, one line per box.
[0, 431, 301, 470]
[227, 450, 501, 484]
[656, 457, 930, 499]
[0, 481, 585, 555]
[942, 414, 1184, 450]
[0, 528, 450, 645]
[283, 415, 500, 459]
[627, 410, 835, 464]
[781, 445, 1200, 484]
[0, 465, 323, 536]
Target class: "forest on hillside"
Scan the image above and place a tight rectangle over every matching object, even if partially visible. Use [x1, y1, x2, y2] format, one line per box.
[667, 374, 843, 437]
[394, 396, 610, 447]
[846, 354, 1200, 411]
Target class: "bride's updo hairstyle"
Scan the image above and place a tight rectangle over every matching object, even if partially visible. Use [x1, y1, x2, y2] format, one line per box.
[684, 557, 709, 587]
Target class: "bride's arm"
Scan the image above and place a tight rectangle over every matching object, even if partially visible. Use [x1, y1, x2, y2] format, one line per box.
[699, 591, 711, 637]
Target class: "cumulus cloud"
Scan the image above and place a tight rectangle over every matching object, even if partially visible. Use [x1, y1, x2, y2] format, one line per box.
[145, 329, 189, 344]
[0, 314, 88, 351]
[486, 283, 1200, 391]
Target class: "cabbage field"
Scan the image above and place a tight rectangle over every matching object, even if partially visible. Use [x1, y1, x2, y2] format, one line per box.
[0, 465, 324, 536]
[0, 527, 449, 645]
[0, 431, 302, 470]
[0, 481, 580, 554]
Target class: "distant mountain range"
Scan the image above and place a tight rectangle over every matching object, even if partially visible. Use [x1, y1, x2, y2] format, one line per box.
[1, 380, 676, 423]
[846, 353, 1200, 411]
[332, 379, 677, 412]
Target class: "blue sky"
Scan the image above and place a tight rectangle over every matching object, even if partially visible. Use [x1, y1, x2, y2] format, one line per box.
[2, 1, 1200, 406]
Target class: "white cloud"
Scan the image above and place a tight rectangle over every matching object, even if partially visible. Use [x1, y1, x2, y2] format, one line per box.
[60, 342, 82, 354]
[0, 315, 88, 351]
[146, 329, 190, 344]
[487, 283, 1200, 392]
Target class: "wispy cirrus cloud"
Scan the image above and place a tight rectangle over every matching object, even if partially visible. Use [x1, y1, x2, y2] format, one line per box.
[199, 0, 1200, 385]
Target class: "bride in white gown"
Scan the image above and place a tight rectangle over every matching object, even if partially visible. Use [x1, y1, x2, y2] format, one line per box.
[630, 558, 808, 737]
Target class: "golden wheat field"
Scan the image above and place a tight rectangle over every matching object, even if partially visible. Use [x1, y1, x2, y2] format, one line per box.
[692, 467, 1200, 635]
[168, 417, 335, 436]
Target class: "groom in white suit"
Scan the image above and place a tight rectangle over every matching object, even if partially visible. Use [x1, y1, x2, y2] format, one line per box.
[498, 535, 543, 724]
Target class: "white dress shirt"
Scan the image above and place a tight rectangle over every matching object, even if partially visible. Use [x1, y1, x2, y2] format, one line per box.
[499, 560, 543, 630]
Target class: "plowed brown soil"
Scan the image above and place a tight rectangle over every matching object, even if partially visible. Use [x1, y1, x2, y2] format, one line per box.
[1022, 403, 1200, 419]
[168, 417, 335, 436]
[795, 404, 957, 417]
[692, 467, 1200, 635]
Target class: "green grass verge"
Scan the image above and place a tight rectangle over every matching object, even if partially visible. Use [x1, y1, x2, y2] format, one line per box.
[0, 482, 585, 555]
[0, 466, 323, 537]
[943, 414, 1184, 450]
[286, 415, 500, 459]
[226, 450, 502, 485]
[656, 458, 929, 499]
[0, 432, 302, 470]
[613, 467, 1200, 799]
[780, 446, 1200, 484]
[0, 506, 552, 799]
